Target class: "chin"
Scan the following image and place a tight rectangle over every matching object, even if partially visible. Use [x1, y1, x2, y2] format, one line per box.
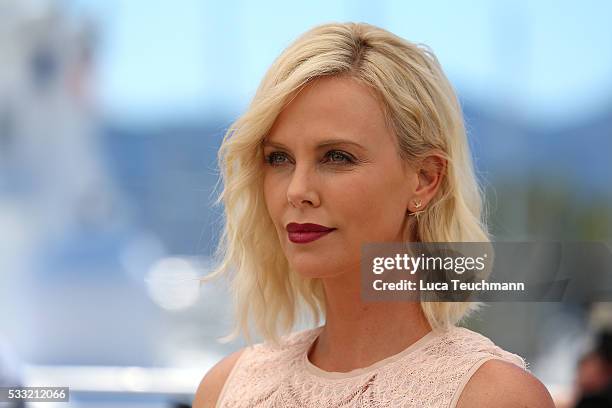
[293, 268, 340, 279]
[287, 256, 346, 279]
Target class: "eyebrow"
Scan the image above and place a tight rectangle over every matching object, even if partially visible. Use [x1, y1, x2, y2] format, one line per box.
[262, 138, 366, 151]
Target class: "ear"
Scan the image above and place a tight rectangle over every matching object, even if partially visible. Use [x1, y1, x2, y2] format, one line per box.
[410, 150, 446, 210]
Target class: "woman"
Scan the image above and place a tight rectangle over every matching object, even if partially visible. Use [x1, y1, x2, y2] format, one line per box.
[194, 22, 554, 407]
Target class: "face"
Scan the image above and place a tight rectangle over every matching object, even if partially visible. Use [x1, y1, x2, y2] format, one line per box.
[262, 75, 419, 278]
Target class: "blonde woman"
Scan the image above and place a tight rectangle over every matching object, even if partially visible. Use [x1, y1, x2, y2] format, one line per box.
[194, 22, 554, 407]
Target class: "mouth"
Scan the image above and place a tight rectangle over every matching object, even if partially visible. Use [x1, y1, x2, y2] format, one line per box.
[286, 222, 336, 244]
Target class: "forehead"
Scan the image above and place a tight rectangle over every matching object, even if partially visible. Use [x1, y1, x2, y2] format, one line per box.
[265, 76, 394, 147]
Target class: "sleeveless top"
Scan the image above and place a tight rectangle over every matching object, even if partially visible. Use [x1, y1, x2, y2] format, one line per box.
[217, 325, 528, 407]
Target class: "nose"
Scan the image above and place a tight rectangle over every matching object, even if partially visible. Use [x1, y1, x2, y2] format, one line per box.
[286, 164, 320, 208]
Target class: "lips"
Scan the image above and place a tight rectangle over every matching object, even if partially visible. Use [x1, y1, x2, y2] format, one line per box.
[286, 222, 336, 244]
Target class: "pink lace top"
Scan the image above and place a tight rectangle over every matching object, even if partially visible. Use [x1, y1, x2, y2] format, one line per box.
[217, 325, 528, 407]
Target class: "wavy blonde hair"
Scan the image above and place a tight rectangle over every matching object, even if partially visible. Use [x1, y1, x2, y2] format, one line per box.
[202, 22, 489, 345]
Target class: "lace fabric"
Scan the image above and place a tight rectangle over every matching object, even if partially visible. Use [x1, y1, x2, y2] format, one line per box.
[217, 325, 527, 407]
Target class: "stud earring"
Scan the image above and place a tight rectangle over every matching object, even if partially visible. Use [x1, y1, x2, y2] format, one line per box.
[408, 199, 426, 218]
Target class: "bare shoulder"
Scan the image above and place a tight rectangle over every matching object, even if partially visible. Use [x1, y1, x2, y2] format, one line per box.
[456, 359, 555, 408]
[192, 348, 246, 408]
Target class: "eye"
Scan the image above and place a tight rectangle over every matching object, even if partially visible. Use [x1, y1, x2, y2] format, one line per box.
[324, 150, 355, 164]
[264, 151, 291, 166]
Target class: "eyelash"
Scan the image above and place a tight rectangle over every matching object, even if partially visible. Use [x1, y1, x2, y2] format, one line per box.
[264, 150, 356, 167]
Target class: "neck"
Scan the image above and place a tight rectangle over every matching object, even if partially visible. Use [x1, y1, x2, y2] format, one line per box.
[308, 270, 433, 372]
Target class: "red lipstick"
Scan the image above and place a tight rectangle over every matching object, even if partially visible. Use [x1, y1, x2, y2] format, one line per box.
[286, 223, 336, 244]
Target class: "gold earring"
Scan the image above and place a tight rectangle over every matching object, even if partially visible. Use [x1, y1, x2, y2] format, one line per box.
[408, 199, 426, 217]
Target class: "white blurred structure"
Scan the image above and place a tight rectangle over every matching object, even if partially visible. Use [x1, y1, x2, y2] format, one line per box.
[0, 0, 125, 367]
[0, 0, 119, 237]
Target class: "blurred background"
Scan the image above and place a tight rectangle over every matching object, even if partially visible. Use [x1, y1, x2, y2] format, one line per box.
[0, 0, 610, 406]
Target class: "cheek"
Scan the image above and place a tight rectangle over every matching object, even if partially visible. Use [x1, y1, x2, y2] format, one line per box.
[329, 172, 407, 239]
[263, 172, 286, 223]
